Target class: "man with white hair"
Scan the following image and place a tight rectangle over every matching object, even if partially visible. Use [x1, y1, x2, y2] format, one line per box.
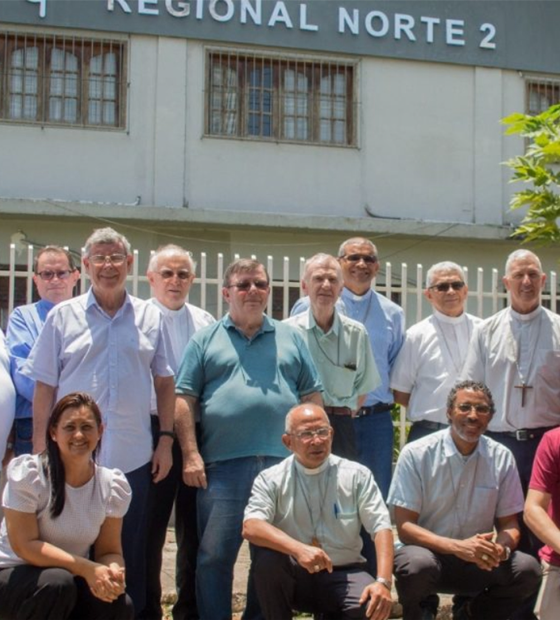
[143, 244, 215, 620]
[462, 249, 560, 561]
[26, 227, 175, 615]
[284, 253, 380, 460]
[391, 261, 481, 443]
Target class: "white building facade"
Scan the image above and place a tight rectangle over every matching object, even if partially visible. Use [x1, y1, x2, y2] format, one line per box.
[1, 0, 559, 314]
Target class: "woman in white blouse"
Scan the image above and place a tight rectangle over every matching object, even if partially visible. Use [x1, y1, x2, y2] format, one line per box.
[0, 392, 133, 619]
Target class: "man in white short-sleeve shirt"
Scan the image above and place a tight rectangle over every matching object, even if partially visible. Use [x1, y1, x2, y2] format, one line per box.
[388, 381, 541, 620]
[391, 261, 481, 443]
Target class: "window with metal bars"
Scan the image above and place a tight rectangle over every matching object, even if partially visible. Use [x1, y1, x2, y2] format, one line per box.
[206, 50, 357, 146]
[526, 77, 560, 115]
[0, 31, 127, 128]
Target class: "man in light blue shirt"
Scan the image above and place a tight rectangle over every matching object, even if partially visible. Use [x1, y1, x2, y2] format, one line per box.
[388, 380, 541, 620]
[6, 246, 79, 455]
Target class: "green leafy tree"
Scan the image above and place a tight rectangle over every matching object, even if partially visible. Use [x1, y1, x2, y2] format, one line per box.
[502, 103, 560, 243]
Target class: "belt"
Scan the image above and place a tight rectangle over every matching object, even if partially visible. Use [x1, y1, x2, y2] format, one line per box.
[324, 406, 353, 417]
[412, 420, 448, 431]
[491, 426, 557, 442]
[355, 403, 393, 417]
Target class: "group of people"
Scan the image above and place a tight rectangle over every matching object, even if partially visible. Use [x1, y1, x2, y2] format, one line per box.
[0, 229, 558, 620]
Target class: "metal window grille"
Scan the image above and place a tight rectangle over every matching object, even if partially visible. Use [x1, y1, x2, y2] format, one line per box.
[526, 77, 560, 115]
[0, 31, 127, 128]
[206, 49, 357, 146]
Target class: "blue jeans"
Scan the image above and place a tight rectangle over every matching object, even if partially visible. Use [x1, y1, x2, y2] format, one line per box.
[353, 411, 393, 500]
[14, 417, 33, 456]
[196, 456, 282, 620]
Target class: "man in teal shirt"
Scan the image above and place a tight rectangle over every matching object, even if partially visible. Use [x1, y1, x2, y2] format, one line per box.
[174, 258, 322, 620]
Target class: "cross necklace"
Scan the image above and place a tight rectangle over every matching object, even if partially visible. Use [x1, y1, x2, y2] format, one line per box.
[509, 310, 543, 407]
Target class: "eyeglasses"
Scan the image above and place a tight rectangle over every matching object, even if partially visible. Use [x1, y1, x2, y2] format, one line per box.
[36, 270, 73, 281]
[341, 254, 378, 264]
[157, 269, 192, 280]
[429, 281, 465, 293]
[455, 403, 492, 416]
[291, 427, 331, 442]
[88, 254, 127, 267]
[228, 280, 269, 291]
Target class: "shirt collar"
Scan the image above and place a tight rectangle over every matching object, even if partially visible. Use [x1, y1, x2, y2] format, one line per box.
[223, 312, 275, 335]
[434, 308, 467, 325]
[37, 298, 56, 312]
[151, 297, 185, 317]
[85, 287, 131, 314]
[293, 454, 332, 476]
[308, 308, 340, 336]
[509, 305, 543, 322]
[341, 287, 373, 303]
[442, 427, 482, 460]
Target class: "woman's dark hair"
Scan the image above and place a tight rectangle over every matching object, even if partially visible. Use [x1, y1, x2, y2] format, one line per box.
[42, 392, 102, 518]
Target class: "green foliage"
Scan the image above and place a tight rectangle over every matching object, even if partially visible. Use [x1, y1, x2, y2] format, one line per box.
[502, 104, 560, 245]
[392, 404, 409, 461]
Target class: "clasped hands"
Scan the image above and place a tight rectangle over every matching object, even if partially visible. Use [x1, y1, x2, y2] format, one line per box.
[87, 563, 126, 603]
[454, 532, 505, 571]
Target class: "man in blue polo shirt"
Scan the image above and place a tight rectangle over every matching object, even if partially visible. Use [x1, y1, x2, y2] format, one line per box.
[175, 258, 322, 620]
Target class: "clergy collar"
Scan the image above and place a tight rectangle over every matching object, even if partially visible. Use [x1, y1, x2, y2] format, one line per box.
[433, 309, 467, 325]
[151, 298, 186, 317]
[294, 455, 331, 476]
[342, 287, 373, 302]
[509, 305, 543, 322]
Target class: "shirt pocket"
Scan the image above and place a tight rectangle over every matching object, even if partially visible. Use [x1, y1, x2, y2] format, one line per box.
[330, 367, 357, 400]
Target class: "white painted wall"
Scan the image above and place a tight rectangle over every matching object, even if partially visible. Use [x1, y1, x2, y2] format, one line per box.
[0, 30, 540, 224]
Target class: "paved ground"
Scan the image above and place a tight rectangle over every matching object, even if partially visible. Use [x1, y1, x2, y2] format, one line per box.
[160, 529, 454, 619]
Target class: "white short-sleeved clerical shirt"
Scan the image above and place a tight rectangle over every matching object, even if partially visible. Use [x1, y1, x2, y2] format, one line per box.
[390, 311, 481, 423]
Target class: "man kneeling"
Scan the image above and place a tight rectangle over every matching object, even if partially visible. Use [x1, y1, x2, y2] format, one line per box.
[388, 380, 541, 620]
[243, 404, 393, 620]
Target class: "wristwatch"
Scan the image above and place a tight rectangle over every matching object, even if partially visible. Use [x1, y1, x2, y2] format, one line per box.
[502, 545, 512, 561]
[375, 577, 392, 591]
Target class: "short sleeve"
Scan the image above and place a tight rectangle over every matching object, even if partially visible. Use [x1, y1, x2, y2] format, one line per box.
[244, 471, 277, 523]
[105, 469, 132, 518]
[3, 454, 44, 513]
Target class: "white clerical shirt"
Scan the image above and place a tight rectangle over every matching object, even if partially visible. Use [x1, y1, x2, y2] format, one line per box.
[461, 306, 560, 431]
[390, 310, 481, 423]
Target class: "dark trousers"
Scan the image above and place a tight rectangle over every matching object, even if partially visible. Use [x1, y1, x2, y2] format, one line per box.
[123, 461, 152, 617]
[327, 414, 357, 461]
[486, 430, 547, 557]
[0, 565, 134, 620]
[142, 417, 199, 620]
[394, 545, 541, 620]
[251, 546, 375, 620]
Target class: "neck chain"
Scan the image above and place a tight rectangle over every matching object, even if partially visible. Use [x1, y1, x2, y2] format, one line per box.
[295, 462, 332, 548]
[347, 290, 373, 325]
[311, 325, 341, 368]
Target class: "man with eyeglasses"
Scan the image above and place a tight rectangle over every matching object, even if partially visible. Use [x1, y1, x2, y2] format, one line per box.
[388, 380, 541, 620]
[243, 403, 394, 620]
[390, 262, 481, 443]
[174, 258, 322, 620]
[25, 227, 176, 616]
[291, 238, 404, 501]
[6, 246, 79, 456]
[284, 254, 380, 461]
[143, 244, 215, 620]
